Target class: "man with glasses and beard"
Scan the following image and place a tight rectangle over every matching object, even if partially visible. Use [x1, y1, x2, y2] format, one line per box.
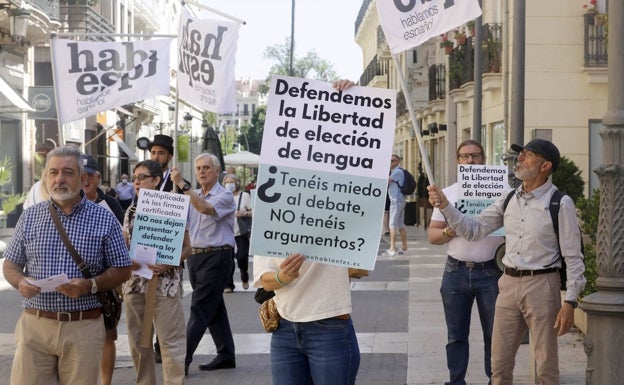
[428, 140, 504, 385]
[3, 146, 131, 385]
[427, 139, 585, 385]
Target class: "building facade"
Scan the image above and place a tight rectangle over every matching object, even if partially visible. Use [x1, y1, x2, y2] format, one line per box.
[354, 0, 608, 195]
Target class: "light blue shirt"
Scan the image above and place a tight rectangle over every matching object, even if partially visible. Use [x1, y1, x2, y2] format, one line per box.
[187, 182, 236, 248]
[388, 167, 405, 202]
[116, 181, 135, 200]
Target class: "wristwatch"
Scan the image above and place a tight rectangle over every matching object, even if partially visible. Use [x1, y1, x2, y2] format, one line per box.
[564, 300, 578, 308]
[180, 182, 191, 192]
[90, 278, 98, 294]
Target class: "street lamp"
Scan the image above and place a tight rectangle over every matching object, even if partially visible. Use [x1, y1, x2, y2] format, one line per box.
[168, 103, 175, 123]
[10, 6, 30, 46]
[183, 112, 192, 132]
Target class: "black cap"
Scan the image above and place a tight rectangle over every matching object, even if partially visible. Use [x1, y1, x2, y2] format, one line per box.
[81, 154, 98, 174]
[148, 134, 174, 155]
[511, 139, 560, 172]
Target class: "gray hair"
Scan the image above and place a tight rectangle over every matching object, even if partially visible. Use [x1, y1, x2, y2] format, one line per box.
[194, 153, 222, 173]
[223, 173, 240, 188]
[46, 145, 84, 174]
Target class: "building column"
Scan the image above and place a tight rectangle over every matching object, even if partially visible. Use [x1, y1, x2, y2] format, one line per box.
[581, 0, 624, 383]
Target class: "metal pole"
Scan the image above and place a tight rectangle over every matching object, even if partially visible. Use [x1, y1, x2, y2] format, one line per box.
[392, 54, 435, 186]
[473, 1, 483, 142]
[510, 0, 525, 147]
[289, 0, 295, 76]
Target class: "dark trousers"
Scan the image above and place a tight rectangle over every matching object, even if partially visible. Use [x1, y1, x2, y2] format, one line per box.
[185, 249, 235, 365]
[227, 236, 250, 289]
[119, 198, 133, 210]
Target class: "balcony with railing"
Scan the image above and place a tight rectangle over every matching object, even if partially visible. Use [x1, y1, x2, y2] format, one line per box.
[584, 13, 608, 67]
[447, 23, 502, 92]
[59, 1, 114, 40]
[359, 54, 389, 87]
[428, 64, 445, 101]
[354, 0, 373, 37]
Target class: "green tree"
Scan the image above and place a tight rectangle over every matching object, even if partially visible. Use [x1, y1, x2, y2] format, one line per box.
[576, 189, 600, 297]
[243, 105, 266, 154]
[552, 156, 585, 203]
[259, 37, 339, 95]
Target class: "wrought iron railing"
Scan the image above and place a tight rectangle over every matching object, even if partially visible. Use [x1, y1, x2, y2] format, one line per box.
[584, 13, 608, 67]
[59, 3, 115, 41]
[428, 64, 445, 101]
[447, 23, 502, 91]
[358, 54, 389, 86]
[354, 0, 373, 37]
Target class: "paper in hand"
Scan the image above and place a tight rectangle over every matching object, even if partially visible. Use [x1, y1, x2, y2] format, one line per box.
[25, 273, 70, 292]
[132, 245, 158, 279]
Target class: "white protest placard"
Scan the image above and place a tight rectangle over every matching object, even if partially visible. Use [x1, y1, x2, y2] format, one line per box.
[376, 0, 482, 54]
[249, 76, 396, 270]
[177, 8, 239, 113]
[457, 164, 510, 235]
[51, 39, 172, 124]
[129, 189, 190, 266]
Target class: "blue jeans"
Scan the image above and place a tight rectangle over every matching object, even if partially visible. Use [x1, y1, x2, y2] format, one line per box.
[440, 256, 501, 385]
[270, 317, 360, 385]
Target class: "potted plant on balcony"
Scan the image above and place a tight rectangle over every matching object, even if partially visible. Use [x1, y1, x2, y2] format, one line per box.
[454, 29, 467, 45]
[440, 34, 453, 54]
[466, 20, 476, 37]
[583, 0, 598, 24]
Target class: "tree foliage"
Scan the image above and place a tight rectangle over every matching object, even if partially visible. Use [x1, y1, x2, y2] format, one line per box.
[242, 104, 266, 154]
[552, 156, 585, 203]
[259, 37, 338, 94]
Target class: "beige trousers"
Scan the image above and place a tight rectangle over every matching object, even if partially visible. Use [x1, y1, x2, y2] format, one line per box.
[125, 291, 187, 385]
[11, 311, 105, 385]
[491, 272, 561, 385]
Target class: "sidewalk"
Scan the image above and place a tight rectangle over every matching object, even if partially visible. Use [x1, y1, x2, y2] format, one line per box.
[0, 224, 587, 384]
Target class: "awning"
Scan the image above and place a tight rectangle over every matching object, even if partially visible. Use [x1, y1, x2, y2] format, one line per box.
[110, 132, 139, 161]
[0, 74, 34, 112]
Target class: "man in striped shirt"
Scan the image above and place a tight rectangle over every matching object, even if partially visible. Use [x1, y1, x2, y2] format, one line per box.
[3, 146, 132, 385]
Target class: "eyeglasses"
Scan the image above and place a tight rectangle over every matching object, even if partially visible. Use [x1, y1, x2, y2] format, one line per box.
[458, 153, 483, 161]
[131, 174, 153, 182]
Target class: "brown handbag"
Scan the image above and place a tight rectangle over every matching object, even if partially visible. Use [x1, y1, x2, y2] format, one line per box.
[259, 297, 280, 332]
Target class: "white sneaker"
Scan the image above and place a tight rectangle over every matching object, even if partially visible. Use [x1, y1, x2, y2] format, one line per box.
[399, 249, 408, 255]
[382, 249, 397, 257]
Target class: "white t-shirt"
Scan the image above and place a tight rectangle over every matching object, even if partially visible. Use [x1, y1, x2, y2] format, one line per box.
[431, 183, 504, 262]
[23, 181, 47, 210]
[253, 256, 352, 322]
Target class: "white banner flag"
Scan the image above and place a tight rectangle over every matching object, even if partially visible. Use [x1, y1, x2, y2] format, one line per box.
[376, 0, 482, 54]
[177, 8, 239, 114]
[51, 39, 172, 124]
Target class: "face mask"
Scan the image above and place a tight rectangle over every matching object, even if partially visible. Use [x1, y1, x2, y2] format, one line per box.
[121, 178, 128, 184]
[225, 183, 236, 192]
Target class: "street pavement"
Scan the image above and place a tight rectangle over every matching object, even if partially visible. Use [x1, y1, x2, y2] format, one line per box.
[0, 224, 587, 384]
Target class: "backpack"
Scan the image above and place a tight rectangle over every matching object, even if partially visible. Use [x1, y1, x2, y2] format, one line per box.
[502, 189, 583, 291]
[397, 168, 416, 195]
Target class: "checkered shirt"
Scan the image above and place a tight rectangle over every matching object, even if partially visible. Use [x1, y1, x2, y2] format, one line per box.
[4, 195, 131, 312]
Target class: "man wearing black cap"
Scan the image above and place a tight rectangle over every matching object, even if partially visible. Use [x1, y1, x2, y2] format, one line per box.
[427, 139, 585, 385]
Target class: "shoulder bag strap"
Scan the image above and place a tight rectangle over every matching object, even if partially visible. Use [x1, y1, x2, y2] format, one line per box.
[237, 192, 243, 210]
[48, 202, 94, 279]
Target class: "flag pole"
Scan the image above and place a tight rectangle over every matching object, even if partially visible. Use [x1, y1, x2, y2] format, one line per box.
[391, 54, 436, 186]
[182, 0, 247, 25]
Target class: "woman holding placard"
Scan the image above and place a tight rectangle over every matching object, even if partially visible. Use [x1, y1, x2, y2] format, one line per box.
[122, 159, 191, 385]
